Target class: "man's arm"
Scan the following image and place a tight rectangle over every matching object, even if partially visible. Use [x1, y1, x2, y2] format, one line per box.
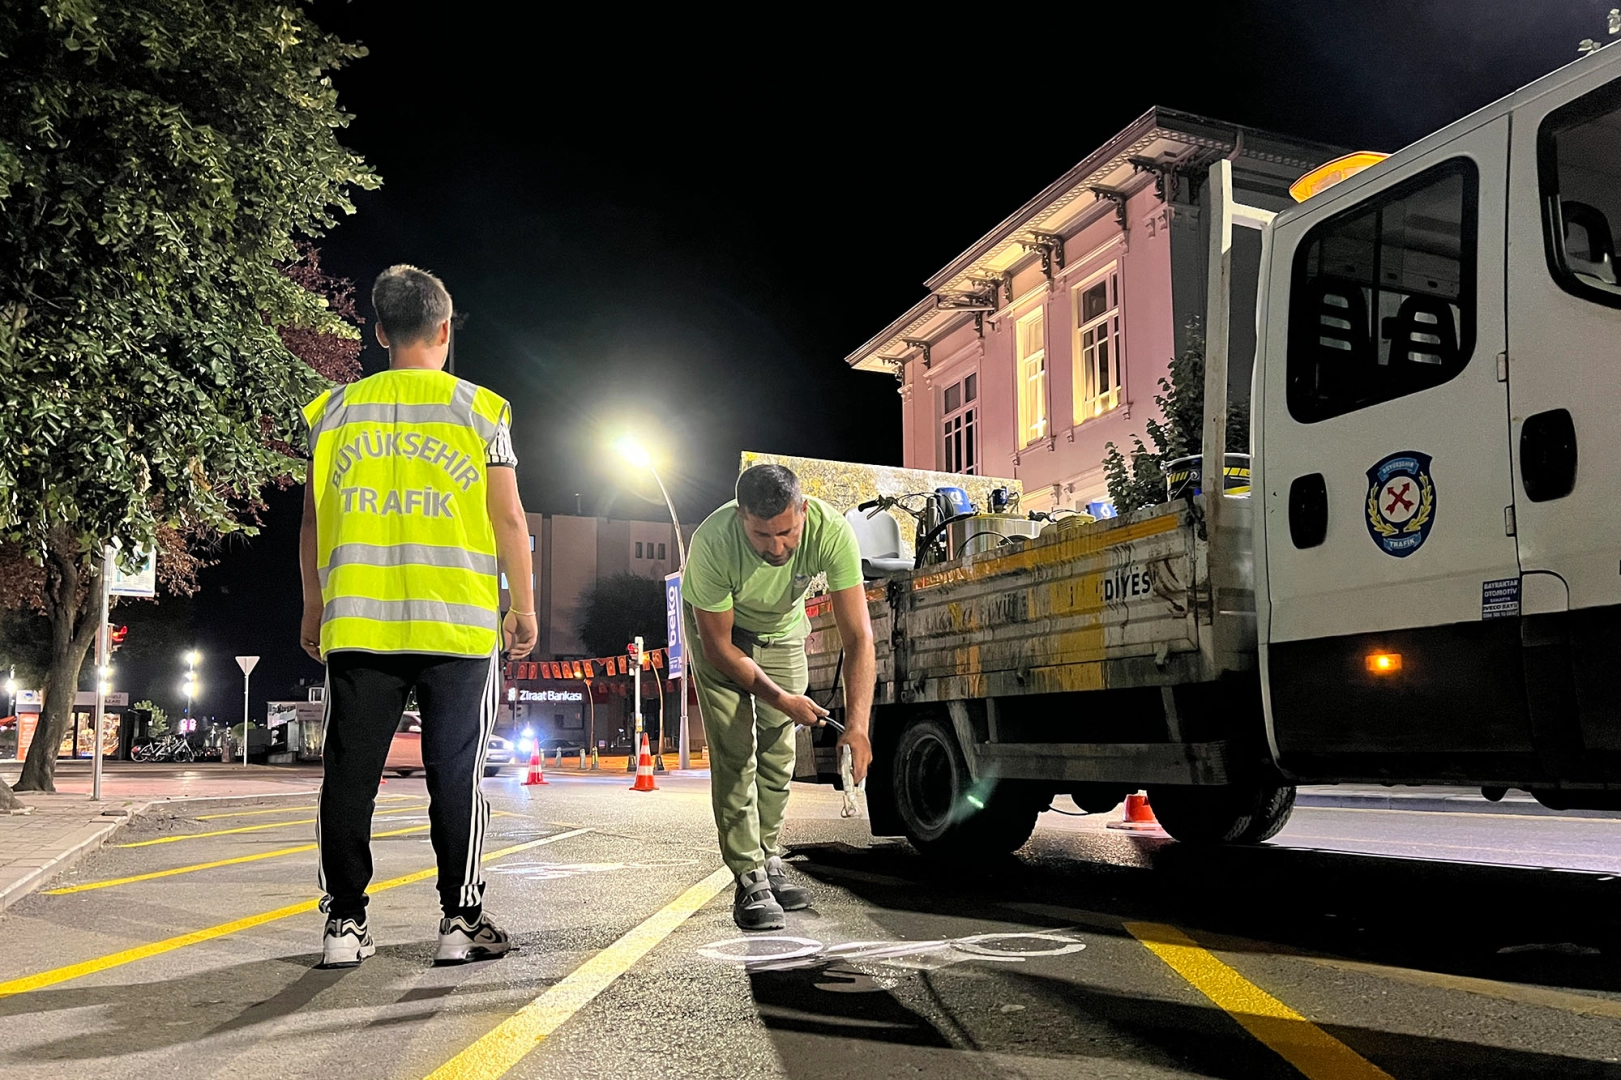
[692, 606, 830, 728]
[828, 583, 875, 783]
[298, 484, 322, 661]
[487, 467, 537, 658]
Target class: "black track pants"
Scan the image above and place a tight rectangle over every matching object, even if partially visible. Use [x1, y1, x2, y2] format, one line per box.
[317, 650, 498, 920]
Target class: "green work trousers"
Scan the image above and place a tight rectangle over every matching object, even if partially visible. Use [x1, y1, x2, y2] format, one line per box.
[688, 618, 807, 879]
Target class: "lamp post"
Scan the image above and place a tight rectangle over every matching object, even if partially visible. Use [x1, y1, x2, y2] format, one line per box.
[616, 436, 690, 769]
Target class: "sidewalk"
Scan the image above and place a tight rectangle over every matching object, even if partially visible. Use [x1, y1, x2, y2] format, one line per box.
[1296, 784, 1621, 820]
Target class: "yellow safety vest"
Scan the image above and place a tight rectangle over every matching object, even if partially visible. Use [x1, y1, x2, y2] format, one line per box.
[302, 369, 511, 658]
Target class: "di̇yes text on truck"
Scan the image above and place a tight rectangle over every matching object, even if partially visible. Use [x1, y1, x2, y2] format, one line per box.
[799, 47, 1621, 852]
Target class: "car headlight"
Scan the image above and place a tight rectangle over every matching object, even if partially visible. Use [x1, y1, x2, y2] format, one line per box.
[518, 737, 533, 753]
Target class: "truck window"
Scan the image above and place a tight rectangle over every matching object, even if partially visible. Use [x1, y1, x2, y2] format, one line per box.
[1540, 79, 1621, 306]
[1287, 159, 1477, 423]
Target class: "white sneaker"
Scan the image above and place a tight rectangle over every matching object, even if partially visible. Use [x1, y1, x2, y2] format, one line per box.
[435, 911, 512, 965]
[319, 911, 376, 969]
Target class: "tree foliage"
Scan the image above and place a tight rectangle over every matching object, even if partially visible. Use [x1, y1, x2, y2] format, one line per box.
[0, 2, 377, 794]
[577, 574, 667, 661]
[1101, 333, 1250, 514]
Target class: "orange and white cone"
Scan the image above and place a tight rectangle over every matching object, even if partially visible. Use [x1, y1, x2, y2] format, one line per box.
[629, 733, 657, 792]
[1105, 792, 1163, 833]
[522, 745, 547, 786]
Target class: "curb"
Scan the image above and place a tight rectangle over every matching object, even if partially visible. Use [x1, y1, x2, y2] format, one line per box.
[0, 801, 150, 913]
[1295, 791, 1621, 820]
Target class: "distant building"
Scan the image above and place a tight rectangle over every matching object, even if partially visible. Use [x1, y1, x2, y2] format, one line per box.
[499, 512, 696, 751]
[845, 107, 1344, 512]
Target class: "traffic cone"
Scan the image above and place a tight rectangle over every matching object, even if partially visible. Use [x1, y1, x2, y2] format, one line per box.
[629, 733, 658, 792]
[522, 745, 548, 786]
[1106, 792, 1163, 833]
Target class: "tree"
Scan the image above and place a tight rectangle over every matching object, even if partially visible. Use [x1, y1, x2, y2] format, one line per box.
[0, 3, 377, 797]
[1100, 333, 1250, 515]
[577, 574, 667, 661]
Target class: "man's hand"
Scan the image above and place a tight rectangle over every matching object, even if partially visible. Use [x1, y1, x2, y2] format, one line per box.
[503, 610, 538, 658]
[778, 693, 830, 728]
[299, 605, 322, 662]
[837, 727, 873, 784]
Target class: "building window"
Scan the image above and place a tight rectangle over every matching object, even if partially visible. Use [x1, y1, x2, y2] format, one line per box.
[635, 541, 643, 558]
[529, 534, 536, 551]
[1074, 268, 1123, 423]
[941, 373, 978, 474]
[1015, 307, 1047, 446]
[1287, 158, 1476, 423]
[657, 543, 667, 560]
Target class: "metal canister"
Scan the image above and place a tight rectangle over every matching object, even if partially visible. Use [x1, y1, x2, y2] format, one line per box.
[945, 514, 1046, 560]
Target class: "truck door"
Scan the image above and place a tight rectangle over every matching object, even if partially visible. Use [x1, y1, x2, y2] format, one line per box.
[1259, 115, 1532, 779]
[1505, 63, 1621, 772]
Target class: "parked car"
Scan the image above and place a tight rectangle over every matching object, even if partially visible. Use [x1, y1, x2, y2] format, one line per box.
[385, 712, 513, 778]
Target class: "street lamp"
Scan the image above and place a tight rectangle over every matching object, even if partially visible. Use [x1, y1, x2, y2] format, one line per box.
[615, 435, 690, 768]
[182, 650, 199, 724]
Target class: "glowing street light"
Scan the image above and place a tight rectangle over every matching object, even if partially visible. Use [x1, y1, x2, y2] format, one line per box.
[614, 432, 690, 768]
[182, 650, 200, 720]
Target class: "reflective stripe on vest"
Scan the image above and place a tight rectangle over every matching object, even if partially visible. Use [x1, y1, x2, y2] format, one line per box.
[303, 369, 510, 658]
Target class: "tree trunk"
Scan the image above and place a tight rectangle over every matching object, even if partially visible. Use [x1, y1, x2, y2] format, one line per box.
[14, 549, 98, 793]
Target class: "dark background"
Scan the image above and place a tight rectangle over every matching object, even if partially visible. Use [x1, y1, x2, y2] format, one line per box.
[106, 1, 1605, 724]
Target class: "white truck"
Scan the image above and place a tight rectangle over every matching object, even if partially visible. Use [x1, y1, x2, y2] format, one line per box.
[801, 48, 1621, 851]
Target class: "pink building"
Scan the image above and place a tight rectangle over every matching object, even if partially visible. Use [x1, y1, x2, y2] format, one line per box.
[846, 108, 1342, 512]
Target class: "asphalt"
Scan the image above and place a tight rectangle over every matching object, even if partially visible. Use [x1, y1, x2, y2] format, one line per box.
[1, 771, 1619, 1079]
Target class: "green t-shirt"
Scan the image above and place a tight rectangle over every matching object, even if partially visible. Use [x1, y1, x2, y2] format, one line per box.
[684, 496, 863, 641]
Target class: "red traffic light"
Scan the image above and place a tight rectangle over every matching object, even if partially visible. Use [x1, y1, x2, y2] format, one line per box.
[109, 625, 129, 649]
[627, 642, 639, 660]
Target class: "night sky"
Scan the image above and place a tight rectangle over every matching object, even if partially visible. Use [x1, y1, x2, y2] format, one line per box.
[114, 1, 1605, 722]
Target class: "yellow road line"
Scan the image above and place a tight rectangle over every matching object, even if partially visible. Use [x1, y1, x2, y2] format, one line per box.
[196, 804, 318, 820]
[46, 824, 431, 895]
[194, 795, 416, 820]
[1125, 922, 1393, 1080]
[424, 866, 732, 1080]
[52, 812, 521, 895]
[0, 827, 591, 999]
[117, 803, 428, 848]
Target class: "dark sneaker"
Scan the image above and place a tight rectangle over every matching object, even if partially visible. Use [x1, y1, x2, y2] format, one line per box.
[319, 900, 375, 969]
[435, 911, 512, 965]
[764, 855, 810, 911]
[733, 868, 786, 931]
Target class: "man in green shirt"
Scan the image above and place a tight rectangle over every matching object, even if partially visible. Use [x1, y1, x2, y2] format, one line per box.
[685, 464, 874, 931]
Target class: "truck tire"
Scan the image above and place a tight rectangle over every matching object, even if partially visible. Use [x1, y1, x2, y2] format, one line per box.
[892, 718, 1040, 857]
[1147, 783, 1296, 846]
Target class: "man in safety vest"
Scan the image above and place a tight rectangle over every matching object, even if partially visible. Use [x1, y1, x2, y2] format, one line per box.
[299, 265, 537, 969]
[685, 464, 874, 931]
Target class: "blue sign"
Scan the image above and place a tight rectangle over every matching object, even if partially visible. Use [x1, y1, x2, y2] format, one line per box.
[664, 572, 684, 678]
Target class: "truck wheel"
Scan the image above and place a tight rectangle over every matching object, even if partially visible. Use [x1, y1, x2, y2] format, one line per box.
[892, 719, 1040, 857]
[1148, 783, 1297, 845]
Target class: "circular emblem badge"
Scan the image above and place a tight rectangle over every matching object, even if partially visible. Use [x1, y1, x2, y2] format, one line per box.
[1365, 451, 1436, 558]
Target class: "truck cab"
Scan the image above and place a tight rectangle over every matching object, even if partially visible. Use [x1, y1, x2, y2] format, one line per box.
[1258, 46, 1621, 802]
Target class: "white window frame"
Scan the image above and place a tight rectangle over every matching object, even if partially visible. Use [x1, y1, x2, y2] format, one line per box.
[1015, 306, 1048, 446]
[1073, 263, 1124, 424]
[940, 371, 979, 475]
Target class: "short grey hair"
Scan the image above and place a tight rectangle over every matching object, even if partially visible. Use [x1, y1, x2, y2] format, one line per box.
[736, 464, 802, 519]
[372, 264, 453, 346]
